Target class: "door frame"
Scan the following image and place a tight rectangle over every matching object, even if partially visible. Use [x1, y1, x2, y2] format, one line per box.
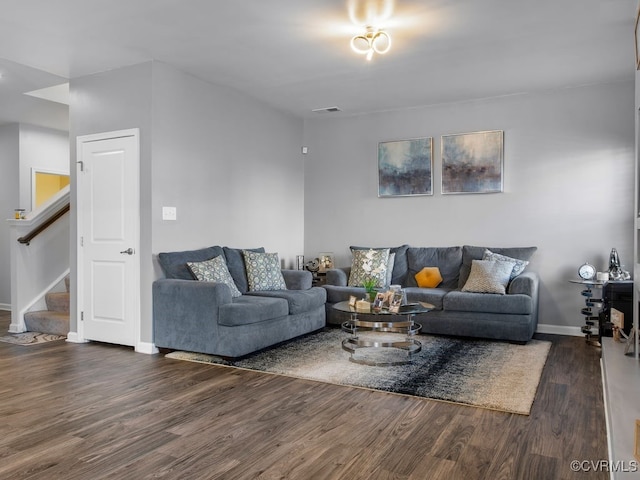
[75, 128, 141, 349]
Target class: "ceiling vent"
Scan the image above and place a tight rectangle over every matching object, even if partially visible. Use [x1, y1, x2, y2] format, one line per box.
[312, 106, 341, 113]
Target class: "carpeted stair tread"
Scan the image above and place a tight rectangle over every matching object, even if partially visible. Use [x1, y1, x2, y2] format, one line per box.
[45, 292, 70, 313]
[24, 310, 69, 336]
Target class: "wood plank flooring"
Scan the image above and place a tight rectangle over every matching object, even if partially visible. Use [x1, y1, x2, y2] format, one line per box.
[0, 310, 607, 479]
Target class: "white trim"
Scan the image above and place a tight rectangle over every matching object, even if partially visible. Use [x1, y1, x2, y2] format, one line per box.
[0, 303, 10, 311]
[136, 341, 159, 355]
[66, 332, 89, 344]
[536, 323, 583, 337]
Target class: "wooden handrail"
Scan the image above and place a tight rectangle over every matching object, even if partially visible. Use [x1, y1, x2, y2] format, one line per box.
[17, 203, 70, 246]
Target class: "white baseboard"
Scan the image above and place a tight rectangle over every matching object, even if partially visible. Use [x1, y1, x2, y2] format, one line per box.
[536, 323, 583, 337]
[66, 332, 89, 343]
[0, 303, 10, 311]
[8, 323, 25, 333]
[136, 341, 159, 355]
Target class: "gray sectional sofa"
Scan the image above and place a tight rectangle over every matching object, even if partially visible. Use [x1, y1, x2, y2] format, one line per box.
[153, 246, 326, 357]
[324, 245, 539, 343]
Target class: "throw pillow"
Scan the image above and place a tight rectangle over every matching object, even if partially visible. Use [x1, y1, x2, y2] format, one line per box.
[414, 267, 443, 288]
[243, 250, 287, 291]
[482, 249, 529, 279]
[462, 259, 516, 295]
[187, 255, 242, 298]
[348, 248, 390, 288]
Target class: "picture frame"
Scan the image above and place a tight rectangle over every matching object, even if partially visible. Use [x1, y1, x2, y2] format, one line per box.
[441, 130, 504, 194]
[348, 295, 357, 308]
[318, 252, 334, 272]
[636, 7, 640, 70]
[378, 137, 433, 197]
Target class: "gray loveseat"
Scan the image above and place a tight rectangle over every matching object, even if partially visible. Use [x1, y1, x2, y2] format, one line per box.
[324, 245, 539, 343]
[153, 246, 326, 357]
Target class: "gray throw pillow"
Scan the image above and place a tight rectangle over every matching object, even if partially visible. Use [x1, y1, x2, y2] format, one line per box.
[462, 259, 515, 295]
[243, 251, 287, 291]
[187, 255, 242, 297]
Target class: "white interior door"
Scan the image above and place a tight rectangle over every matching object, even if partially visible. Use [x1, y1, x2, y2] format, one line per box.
[77, 129, 139, 346]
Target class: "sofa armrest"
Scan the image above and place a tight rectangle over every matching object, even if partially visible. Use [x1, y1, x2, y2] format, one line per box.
[153, 278, 235, 352]
[326, 267, 350, 286]
[508, 271, 538, 297]
[282, 269, 312, 290]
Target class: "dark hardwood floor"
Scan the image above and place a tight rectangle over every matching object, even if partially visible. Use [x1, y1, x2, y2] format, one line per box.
[0, 310, 607, 479]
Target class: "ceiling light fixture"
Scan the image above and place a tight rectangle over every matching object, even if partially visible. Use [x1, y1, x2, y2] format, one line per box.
[350, 26, 391, 61]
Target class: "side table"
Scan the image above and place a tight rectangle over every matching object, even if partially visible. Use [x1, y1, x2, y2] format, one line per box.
[569, 279, 605, 347]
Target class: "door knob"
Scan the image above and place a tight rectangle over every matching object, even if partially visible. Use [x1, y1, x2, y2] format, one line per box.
[120, 248, 134, 255]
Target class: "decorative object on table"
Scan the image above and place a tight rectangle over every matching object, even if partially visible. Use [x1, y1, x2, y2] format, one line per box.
[441, 130, 503, 194]
[362, 277, 378, 302]
[14, 208, 25, 219]
[305, 258, 320, 274]
[578, 262, 596, 281]
[166, 329, 552, 415]
[378, 137, 433, 197]
[296, 255, 305, 270]
[608, 248, 631, 280]
[355, 299, 371, 313]
[624, 328, 636, 356]
[318, 252, 334, 272]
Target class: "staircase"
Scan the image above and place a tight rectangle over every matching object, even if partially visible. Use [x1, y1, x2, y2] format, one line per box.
[23, 276, 70, 336]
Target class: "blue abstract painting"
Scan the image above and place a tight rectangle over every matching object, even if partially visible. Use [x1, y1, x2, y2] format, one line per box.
[441, 130, 503, 194]
[378, 137, 432, 197]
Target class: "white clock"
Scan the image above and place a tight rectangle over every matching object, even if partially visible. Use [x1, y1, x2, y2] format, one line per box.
[578, 262, 596, 280]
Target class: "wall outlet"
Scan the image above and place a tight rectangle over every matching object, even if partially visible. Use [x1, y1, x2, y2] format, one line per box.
[162, 206, 177, 221]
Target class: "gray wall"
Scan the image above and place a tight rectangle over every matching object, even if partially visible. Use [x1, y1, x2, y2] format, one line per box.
[69, 61, 305, 344]
[69, 61, 154, 340]
[302, 81, 635, 332]
[0, 124, 19, 308]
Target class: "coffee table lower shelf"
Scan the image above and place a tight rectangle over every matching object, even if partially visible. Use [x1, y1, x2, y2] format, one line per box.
[341, 319, 422, 366]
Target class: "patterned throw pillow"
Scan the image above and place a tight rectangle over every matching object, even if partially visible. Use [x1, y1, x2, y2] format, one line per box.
[462, 259, 516, 295]
[243, 251, 287, 291]
[482, 249, 529, 279]
[187, 256, 242, 298]
[348, 248, 390, 288]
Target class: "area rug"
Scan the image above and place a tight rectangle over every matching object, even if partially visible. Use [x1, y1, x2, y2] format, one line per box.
[165, 328, 551, 415]
[0, 332, 66, 346]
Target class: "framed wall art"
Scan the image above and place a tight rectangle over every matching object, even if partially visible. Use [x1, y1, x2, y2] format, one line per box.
[441, 130, 503, 194]
[378, 137, 433, 197]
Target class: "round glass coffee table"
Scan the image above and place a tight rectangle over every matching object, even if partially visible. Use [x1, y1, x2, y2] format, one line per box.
[333, 300, 434, 366]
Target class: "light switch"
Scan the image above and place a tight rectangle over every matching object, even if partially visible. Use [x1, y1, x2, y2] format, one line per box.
[162, 206, 177, 221]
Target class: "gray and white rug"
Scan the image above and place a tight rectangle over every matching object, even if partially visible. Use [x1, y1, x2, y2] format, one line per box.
[166, 328, 551, 415]
[0, 331, 66, 345]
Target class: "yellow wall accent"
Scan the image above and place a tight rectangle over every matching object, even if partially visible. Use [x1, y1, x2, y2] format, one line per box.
[35, 172, 70, 208]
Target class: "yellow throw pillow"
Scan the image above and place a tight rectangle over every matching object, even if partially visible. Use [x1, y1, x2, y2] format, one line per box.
[415, 267, 443, 288]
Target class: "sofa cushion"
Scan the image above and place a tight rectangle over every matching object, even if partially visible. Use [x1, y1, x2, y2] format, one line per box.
[158, 246, 225, 280]
[218, 295, 289, 327]
[243, 251, 287, 291]
[462, 259, 515, 294]
[444, 290, 532, 315]
[405, 247, 462, 289]
[403, 287, 449, 310]
[459, 245, 537, 288]
[187, 256, 242, 298]
[348, 248, 390, 288]
[414, 267, 443, 288]
[223, 247, 265, 293]
[246, 287, 326, 315]
[482, 249, 529, 279]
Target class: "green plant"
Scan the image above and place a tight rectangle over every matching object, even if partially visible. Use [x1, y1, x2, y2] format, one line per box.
[362, 278, 377, 302]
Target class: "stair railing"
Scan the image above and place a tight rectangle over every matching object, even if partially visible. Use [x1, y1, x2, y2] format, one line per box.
[17, 203, 70, 246]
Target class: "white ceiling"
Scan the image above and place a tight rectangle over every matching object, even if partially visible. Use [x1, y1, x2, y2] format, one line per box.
[0, 0, 636, 131]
